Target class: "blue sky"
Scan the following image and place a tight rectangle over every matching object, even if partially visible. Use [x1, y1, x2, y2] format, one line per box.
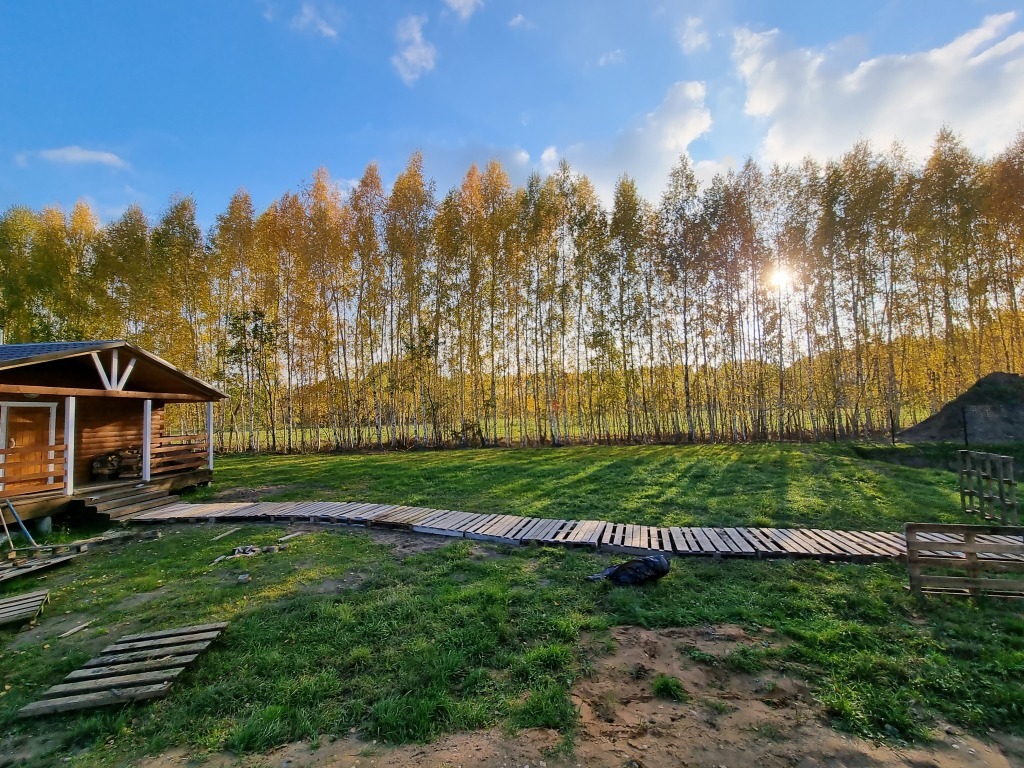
[3, 0, 1023, 224]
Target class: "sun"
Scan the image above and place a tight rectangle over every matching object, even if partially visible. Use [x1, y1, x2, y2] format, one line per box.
[769, 267, 793, 289]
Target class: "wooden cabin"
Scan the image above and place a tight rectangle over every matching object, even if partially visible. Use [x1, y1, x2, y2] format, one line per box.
[0, 341, 227, 523]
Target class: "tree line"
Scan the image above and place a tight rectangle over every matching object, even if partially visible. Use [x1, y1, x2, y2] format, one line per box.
[2, 128, 1023, 450]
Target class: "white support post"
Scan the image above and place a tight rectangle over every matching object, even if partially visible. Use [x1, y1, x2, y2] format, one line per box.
[142, 399, 152, 482]
[90, 351, 113, 390]
[64, 396, 76, 496]
[207, 401, 215, 471]
[110, 349, 119, 388]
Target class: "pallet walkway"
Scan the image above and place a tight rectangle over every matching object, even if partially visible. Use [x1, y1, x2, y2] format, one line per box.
[17, 622, 228, 718]
[0, 590, 49, 627]
[130, 500, 917, 562]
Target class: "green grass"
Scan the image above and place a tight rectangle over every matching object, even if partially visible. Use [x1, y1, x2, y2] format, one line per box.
[650, 673, 688, 702]
[0, 443, 1021, 765]
[194, 442, 979, 530]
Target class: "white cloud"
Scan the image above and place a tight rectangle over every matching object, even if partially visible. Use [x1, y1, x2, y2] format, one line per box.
[562, 80, 713, 201]
[24, 146, 130, 170]
[513, 149, 530, 165]
[732, 12, 1024, 164]
[392, 15, 437, 86]
[679, 17, 709, 54]
[291, 2, 338, 39]
[444, 0, 482, 21]
[540, 146, 559, 173]
[259, 1, 276, 22]
[598, 49, 625, 67]
[508, 13, 527, 29]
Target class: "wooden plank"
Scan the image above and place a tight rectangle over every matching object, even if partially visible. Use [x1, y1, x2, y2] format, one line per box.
[906, 522, 1024, 536]
[57, 620, 93, 638]
[700, 527, 730, 553]
[915, 574, 1024, 592]
[778, 529, 824, 556]
[44, 667, 185, 697]
[668, 527, 690, 554]
[82, 641, 213, 667]
[719, 527, 756, 554]
[736, 527, 784, 556]
[0, 555, 77, 584]
[810, 529, 871, 557]
[115, 622, 228, 643]
[909, 557, 1024, 573]
[65, 654, 200, 682]
[210, 527, 241, 542]
[690, 527, 717, 553]
[535, 519, 570, 543]
[102, 631, 222, 654]
[518, 517, 559, 542]
[796, 529, 850, 558]
[906, 538, 1024, 556]
[17, 682, 173, 718]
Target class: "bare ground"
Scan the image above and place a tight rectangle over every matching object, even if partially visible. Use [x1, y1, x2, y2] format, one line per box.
[130, 625, 1023, 768]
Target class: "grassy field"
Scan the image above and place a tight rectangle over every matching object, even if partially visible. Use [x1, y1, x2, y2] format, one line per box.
[195, 442, 981, 530]
[1, 443, 1022, 766]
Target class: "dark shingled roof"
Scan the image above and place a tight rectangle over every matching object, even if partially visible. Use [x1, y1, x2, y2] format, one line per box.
[0, 341, 122, 365]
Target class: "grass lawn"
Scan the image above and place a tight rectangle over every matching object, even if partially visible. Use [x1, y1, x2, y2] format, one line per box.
[0, 443, 1021, 766]
[195, 442, 981, 530]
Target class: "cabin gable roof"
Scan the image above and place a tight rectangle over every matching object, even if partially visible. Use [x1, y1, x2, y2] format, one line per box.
[0, 341, 226, 401]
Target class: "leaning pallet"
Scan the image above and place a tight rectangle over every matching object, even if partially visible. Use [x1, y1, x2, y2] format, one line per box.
[0, 590, 49, 628]
[905, 522, 1024, 599]
[17, 622, 228, 718]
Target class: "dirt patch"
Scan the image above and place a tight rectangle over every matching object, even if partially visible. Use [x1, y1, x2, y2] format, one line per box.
[129, 624, 1021, 768]
[367, 528, 453, 559]
[901, 371, 1024, 444]
[116, 587, 168, 611]
[0, 731, 63, 768]
[303, 573, 368, 593]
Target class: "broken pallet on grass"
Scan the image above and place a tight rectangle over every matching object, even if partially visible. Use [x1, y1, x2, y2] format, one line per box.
[0, 554, 79, 584]
[0, 590, 49, 627]
[17, 622, 228, 718]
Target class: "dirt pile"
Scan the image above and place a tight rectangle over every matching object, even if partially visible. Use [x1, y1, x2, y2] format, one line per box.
[901, 372, 1024, 443]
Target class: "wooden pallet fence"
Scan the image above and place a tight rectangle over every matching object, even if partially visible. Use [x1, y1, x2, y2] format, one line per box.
[0, 590, 49, 627]
[906, 523, 1024, 599]
[959, 450, 1019, 525]
[17, 622, 228, 718]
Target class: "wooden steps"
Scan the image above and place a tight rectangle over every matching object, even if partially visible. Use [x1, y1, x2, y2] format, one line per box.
[0, 590, 49, 627]
[80, 484, 180, 521]
[17, 622, 228, 718]
[130, 500, 926, 563]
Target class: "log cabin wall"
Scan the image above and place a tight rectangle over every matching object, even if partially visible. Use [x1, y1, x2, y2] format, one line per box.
[73, 398, 164, 484]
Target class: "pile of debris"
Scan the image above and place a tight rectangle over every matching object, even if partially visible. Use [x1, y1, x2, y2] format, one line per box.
[211, 543, 290, 565]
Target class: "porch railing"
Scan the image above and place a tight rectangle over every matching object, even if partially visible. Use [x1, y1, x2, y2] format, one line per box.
[0, 444, 68, 496]
[150, 434, 208, 476]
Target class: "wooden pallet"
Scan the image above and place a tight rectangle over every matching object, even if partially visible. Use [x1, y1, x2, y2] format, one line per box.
[0, 554, 79, 584]
[17, 622, 228, 718]
[906, 523, 1024, 599]
[0, 590, 49, 627]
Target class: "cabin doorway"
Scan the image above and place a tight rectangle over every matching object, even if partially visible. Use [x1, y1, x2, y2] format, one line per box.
[0, 402, 58, 495]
